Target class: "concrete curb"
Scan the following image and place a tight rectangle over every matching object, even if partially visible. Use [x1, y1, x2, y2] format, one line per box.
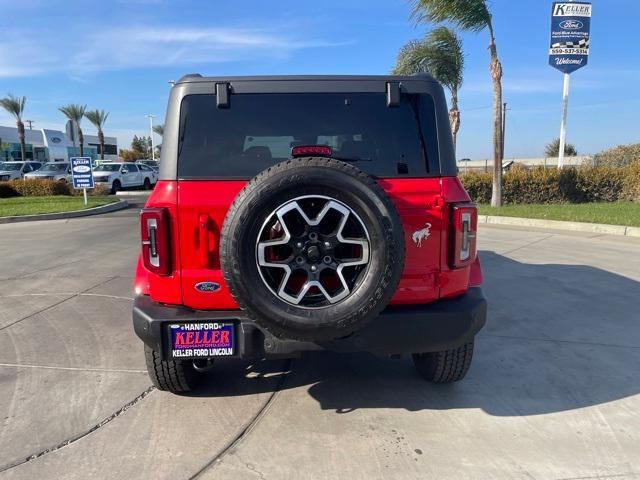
[478, 215, 640, 238]
[115, 190, 151, 197]
[0, 200, 129, 224]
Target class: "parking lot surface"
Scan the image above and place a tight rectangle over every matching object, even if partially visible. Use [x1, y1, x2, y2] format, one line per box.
[1, 201, 639, 479]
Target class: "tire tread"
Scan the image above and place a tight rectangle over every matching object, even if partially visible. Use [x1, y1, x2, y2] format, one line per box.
[144, 345, 198, 392]
[412, 342, 474, 383]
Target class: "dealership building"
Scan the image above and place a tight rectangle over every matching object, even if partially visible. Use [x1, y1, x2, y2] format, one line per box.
[0, 121, 118, 162]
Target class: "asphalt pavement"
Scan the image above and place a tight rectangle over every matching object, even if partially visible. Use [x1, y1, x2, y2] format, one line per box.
[0, 198, 639, 479]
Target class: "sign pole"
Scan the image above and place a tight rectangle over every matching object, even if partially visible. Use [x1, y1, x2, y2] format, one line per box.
[83, 188, 88, 206]
[557, 72, 570, 169]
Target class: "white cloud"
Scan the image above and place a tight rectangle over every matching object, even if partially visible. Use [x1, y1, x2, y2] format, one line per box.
[0, 24, 345, 78]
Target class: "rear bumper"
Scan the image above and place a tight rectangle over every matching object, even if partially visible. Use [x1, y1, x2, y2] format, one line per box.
[132, 288, 487, 360]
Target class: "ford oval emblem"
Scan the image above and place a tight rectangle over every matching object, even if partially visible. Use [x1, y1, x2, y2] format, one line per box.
[559, 20, 583, 30]
[51, 137, 61, 144]
[195, 282, 221, 293]
[73, 165, 91, 173]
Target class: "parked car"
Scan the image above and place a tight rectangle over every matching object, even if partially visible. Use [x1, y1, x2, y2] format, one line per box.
[136, 160, 159, 171]
[0, 161, 43, 181]
[137, 163, 158, 184]
[92, 162, 155, 193]
[23, 162, 71, 182]
[133, 74, 486, 393]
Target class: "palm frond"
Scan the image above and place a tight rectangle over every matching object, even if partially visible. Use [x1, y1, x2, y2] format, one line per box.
[58, 104, 87, 124]
[392, 27, 464, 93]
[152, 124, 164, 136]
[392, 40, 433, 75]
[85, 109, 109, 129]
[410, 0, 490, 32]
[0, 94, 26, 121]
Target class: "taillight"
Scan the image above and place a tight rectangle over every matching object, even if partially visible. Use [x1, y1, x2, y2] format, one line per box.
[291, 145, 332, 157]
[140, 207, 171, 276]
[450, 203, 478, 269]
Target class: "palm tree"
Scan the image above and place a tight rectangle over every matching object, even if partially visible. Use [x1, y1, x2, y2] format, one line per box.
[59, 104, 87, 156]
[392, 26, 464, 151]
[152, 124, 164, 137]
[85, 109, 109, 160]
[0, 94, 27, 161]
[412, 0, 504, 207]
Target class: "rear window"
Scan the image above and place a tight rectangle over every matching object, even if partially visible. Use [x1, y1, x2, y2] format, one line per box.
[177, 93, 435, 179]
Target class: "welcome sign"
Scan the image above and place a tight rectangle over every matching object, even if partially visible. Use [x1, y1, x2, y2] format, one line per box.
[549, 2, 592, 74]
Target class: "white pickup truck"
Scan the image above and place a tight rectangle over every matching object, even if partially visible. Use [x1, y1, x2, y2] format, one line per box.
[92, 162, 156, 194]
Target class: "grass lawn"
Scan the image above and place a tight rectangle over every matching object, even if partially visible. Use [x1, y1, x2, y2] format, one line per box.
[0, 196, 117, 217]
[478, 202, 640, 227]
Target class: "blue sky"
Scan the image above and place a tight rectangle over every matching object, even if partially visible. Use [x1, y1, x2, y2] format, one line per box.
[0, 0, 638, 159]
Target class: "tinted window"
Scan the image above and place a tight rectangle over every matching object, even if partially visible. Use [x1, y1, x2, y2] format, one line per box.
[94, 164, 121, 172]
[126, 164, 139, 172]
[40, 163, 69, 172]
[178, 93, 431, 179]
[2, 163, 24, 171]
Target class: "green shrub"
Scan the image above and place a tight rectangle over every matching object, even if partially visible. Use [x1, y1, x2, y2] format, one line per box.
[0, 179, 111, 199]
[575, 167, 624, 202]
[593, 144, 640, 167]
[622, 162, 640, 201]
[0, 183, 20, 198]
[502, 167, 574, 204]
[459, 165, 639, 204]
[8, 179, 71, 196]
[458, 172, 491, 204]
[69, 184, 110, 196]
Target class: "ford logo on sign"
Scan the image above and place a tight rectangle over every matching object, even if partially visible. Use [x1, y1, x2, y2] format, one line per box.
[73, 165, 91, 173]
[195, 282, 221, 293]
[51, 137, 61, 144]
[559, 20, 583, 30]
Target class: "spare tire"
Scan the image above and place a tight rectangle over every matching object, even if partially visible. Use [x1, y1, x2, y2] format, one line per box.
[220, 157, 405, 341]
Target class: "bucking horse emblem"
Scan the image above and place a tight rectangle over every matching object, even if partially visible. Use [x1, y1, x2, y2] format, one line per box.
[412, 223, 432, 247]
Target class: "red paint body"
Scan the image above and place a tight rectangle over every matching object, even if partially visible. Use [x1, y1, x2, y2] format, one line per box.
[134, 177, 482, 309]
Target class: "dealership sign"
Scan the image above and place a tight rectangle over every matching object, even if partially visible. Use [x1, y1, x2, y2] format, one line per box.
[70, 157, 94, 189]
[549, 2, 592, 73]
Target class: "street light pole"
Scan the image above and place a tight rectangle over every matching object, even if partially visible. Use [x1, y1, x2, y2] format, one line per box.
[146, 114, 156, 160]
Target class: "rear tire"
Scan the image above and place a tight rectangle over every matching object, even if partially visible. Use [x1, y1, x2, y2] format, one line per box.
[143, 177, 151, 190]
[144, 345, 200, 393]
[412, 342, 474, 383]
[111, 179, 121, 194]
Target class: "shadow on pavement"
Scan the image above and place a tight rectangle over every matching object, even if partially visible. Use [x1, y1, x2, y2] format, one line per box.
[191, 250, 640, 416]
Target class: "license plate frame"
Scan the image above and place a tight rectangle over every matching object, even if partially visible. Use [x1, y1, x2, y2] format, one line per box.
[167, 321, 235, 359]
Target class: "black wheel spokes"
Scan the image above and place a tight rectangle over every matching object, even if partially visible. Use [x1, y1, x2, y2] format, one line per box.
[257, 196, 370, 308]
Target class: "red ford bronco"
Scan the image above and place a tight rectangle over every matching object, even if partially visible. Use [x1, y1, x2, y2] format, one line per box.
[133, 74, 486, 393]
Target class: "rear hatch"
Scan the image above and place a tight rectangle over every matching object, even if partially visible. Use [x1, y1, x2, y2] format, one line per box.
[174, 88, 444, 309]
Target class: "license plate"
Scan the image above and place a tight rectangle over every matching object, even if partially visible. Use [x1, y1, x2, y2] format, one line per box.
[169, 322, 235, 359]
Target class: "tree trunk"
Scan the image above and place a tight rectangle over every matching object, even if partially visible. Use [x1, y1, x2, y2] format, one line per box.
[98, 130, 105, 160]
[17, 120, 26, 161]
[488, 25, 503, 207]
[449, 91, 461, 154]
[78, 127, 84, 157]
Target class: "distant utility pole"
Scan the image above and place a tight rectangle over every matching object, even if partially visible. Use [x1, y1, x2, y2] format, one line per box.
[25, 120, 34, 130]
[146, 114, 156, 160]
